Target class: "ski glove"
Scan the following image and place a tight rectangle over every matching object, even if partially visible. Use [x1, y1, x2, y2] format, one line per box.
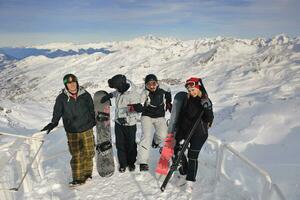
[117, 118, 127, 125]
[127, 103, 143, 113]
[41, 122, 58, 134]
[165, 102, 172, 112]
[100, 93, 113, 103]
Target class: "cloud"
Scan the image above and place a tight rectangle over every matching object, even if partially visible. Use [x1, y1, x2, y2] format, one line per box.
[0, 0, 299, 44]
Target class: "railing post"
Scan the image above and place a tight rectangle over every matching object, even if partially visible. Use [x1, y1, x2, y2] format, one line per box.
[215, 143, 224, 181]
[261, 181, 272, 200]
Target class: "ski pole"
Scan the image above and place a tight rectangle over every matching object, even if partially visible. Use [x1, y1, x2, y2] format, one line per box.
[160, 111, 204, 192]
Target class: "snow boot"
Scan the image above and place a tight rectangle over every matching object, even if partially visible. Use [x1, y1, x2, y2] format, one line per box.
[119, 167, 126, 173]
[128, 164, 136, 172]
[69, 180, 85, 187]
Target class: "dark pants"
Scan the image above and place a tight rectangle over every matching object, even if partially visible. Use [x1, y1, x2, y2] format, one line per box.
[115, 123, 137, 168]
[175, 131, 208, 182]
[186, 132, 208, 182]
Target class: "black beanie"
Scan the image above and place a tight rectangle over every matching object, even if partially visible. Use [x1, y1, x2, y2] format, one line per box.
[144, 74, 158, 84]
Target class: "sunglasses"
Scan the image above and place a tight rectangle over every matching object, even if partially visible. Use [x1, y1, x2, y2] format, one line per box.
[146, 81, 158, 87]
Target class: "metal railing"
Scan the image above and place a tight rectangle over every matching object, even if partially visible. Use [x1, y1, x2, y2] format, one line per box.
[0, 131, 44, 192]
[206, 135, 286, 200]
[0, 130, 286, 200]
[0, 127, 62, 193]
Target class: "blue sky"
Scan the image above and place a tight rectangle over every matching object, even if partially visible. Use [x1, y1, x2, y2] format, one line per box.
[0, 0, 299, 46]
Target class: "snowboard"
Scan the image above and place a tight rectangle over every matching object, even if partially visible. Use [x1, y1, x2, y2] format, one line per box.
[160, 110, 204, 191]
[93, 90, 115, 177]
[155, 91, 187, 175]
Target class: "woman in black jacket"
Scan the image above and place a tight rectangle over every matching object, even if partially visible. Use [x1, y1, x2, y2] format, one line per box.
[175, 77, 214, 192]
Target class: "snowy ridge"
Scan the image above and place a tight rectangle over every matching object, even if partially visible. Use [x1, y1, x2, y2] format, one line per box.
[0, 53, 16, 69]
[0, 34, 299, 199]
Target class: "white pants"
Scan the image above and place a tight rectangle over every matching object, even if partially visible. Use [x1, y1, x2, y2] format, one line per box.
[137, 116, 168, 164]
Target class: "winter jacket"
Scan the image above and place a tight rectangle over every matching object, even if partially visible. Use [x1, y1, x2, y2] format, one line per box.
[112, 80, 140, 126]
[51, 87, 96, 133]
[140, 87, 172, 118]
[176, 95, 214, 140]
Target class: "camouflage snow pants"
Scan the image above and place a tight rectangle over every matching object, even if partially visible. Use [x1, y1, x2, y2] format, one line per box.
[67, 129, 95, 181]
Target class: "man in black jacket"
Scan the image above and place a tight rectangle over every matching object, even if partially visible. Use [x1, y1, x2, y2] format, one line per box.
[131, 74, 172, 171]
[41, 74, 96, 186]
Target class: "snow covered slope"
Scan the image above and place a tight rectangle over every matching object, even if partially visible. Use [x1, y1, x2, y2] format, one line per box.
[0, 53, 16, 69]
[0, 34, 299, 199]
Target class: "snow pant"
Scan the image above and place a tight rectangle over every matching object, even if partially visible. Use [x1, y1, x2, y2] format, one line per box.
[185, 133, 208, 182]
[67, 129, 95, 182]
[175, 132, 208, 182]
[137, 116, 168, 164]
[115, 123, 137, 168]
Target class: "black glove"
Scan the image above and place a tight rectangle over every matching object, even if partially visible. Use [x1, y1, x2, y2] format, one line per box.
[41, 122, 57, 134]
[117, 118, 127, 125]
[100, 93, 113, 103]
[166, 102, 172, 112]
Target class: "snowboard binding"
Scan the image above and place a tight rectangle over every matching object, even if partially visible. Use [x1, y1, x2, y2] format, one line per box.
[96, 141, 112, 155]
[96, 112, 110, 122]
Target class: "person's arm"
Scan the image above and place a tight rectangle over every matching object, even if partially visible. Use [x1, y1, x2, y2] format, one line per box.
[164, 89, 172, 112]
[87, 92, 96, 126]
[127, 90, 144, 113]
[51, 95, 63, 125]
[201, 98, 214, 127]
[41, 94, 62, 134]
[140, 90, 148, 106]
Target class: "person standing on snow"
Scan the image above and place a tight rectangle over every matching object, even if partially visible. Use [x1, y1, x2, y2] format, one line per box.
[100, 74, 140, 173]
[41, 74, 96, 187]
[174, 77, 214, 192]
[130, 74, 172, 171]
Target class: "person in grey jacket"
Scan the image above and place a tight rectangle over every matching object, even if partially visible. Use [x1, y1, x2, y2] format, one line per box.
[100, 74, 140, 173]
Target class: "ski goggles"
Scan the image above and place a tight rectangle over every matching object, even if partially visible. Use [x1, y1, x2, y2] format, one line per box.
[63, 75, 77, 84]
[185, 81, 199, 89]
[146, 80, 158, 87]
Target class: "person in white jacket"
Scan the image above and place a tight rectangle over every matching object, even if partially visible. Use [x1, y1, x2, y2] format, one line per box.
[101, 74, 141, 173]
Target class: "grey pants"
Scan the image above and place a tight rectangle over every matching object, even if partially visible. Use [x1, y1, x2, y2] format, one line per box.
[137, 116, 168, 164]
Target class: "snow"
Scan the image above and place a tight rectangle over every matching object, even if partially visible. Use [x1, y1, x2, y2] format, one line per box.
[0, 34, 299, 199]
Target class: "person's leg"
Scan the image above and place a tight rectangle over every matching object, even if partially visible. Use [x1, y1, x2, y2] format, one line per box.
[186, 133, 208, 182]
[81, 129, 95, 179]
[67, 132, 85, 182]
[115, 123, 128, 169]
[152, 117, 168, 145]
[125, 125, 137, 167]
[137, 116, 153, 164]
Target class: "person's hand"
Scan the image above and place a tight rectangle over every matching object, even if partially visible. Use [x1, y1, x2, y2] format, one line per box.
[127, 104, 135, 112]
[207, 122, 213, 129]
[41, 122, 57, 134]
[166, 102, 172, 112]
[100, 93, 113, 103]
[127, 103, 143, 113]
[117, 118, 127, 125]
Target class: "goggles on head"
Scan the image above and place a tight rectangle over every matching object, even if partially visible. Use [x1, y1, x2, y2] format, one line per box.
[63, 76, 77, 84]
[185, 81, 198, 89]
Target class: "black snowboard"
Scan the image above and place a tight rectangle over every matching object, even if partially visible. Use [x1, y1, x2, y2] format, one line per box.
[93, 90, 115, 177]
[156, 91, 188, 175]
